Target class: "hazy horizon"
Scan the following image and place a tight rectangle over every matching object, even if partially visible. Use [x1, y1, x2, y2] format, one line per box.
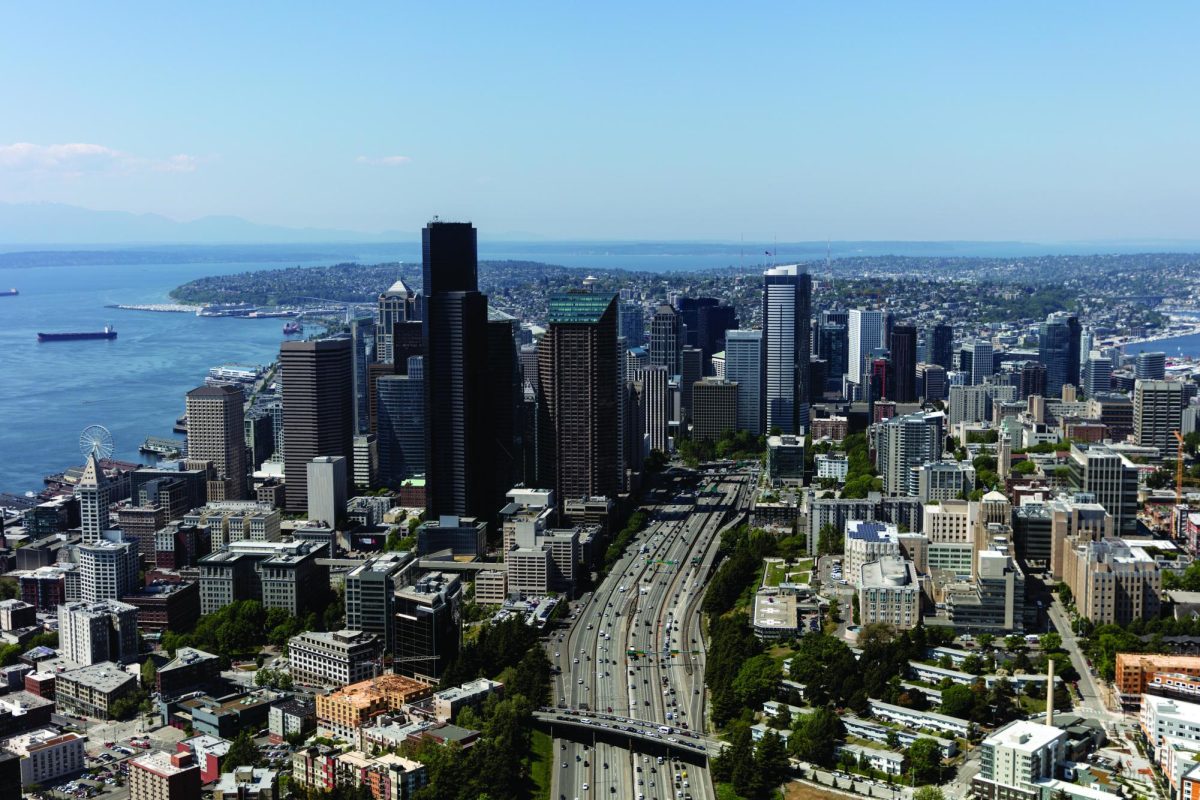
[2, 4, 1199, 242]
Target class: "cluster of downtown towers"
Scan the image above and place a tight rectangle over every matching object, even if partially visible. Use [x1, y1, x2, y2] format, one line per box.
[279, 221, 1083, 522]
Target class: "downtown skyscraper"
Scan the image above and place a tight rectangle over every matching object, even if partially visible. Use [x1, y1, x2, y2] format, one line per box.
[185, 384, 247, 501]
[422, 221, 490, 520]
[762, 265, 811, 434]
[537, 292, 621, 504]
[1038, 312, 1081, 398]
[847, 309, 886, 390]
[280, 338, 355, 514]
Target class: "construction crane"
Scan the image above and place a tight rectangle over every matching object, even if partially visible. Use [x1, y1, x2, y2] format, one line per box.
[1174, 430, 1186, 506]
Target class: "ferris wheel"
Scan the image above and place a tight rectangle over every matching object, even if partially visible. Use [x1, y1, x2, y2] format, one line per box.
[79, 425, 114, 460]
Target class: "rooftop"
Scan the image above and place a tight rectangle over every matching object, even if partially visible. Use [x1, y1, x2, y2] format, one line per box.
[983, 720, 1066, 752]
[548, 292, 615, 324]
[59, 662, 136, 693]
[131, 750, 196, 778]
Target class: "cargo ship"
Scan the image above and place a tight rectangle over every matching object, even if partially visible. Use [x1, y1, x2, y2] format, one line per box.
[283, 321, 303, 335]
[0, 289, 17, 297]
[37, 325, 117, 342]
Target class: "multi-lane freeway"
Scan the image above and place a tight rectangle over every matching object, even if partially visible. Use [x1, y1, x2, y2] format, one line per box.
[547, 470, 753, 800]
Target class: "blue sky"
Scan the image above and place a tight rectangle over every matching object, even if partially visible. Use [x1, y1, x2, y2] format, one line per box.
[1, 2, 1197, 241]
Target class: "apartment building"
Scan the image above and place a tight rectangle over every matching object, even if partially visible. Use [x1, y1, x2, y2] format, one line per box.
[128, 750, 201, 800]
[3, 729, 85, 787]
[972, 720, 1067, 800]
[858, 556, 921, 630]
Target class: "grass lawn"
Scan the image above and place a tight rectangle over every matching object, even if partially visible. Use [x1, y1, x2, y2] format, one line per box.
[717, 783, 783, 800]
[527, 729, 553, 800]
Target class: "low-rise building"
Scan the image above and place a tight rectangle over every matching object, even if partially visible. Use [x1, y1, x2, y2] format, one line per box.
[291, 743, 342, 793]
[814, 453, 849, 483]
[55, 662, 137, 719]
[121, 580, 201, 634]
[178, 692, 273, 740]
[415, 515, 487, 558]
[766, 435, 805, 485]
[3, 729, 85, 787]
[1141, 694, 1200, 763]
[175, 734, 230, 784]
[288, 629, 381, 687]
[751, 590, 798, 640]
[0, 600, 35, 631]
[1117, 654, 1200, 706]
[474, 570, 507, 605]
[0, 692, 54, 738]
[841, 715, 957, 757]
[431, 679, 502, 722]
[267, 699, 315, 745]
[213, 766, 278, 800]
[835, 743, 903, 776]
[867, 698, 973, 738]
[157, 648, 221, 699]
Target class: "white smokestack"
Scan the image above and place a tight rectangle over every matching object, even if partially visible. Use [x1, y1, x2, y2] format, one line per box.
[1045, 657, 1055, 727]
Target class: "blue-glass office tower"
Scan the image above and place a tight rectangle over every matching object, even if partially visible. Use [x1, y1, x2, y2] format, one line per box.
[1038, 313, 1081, 398]
[377, 357, 425, 487]
[763, 266, 812, 434]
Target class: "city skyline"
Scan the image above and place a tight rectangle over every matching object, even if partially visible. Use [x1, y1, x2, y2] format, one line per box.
[1, 4, 1198, 241]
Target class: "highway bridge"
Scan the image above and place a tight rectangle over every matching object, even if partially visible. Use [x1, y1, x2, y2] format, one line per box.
[533, 708, 717, 765]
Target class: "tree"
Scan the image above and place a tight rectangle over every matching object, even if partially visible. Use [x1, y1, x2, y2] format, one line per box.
[905, 738, 943, 785]
[940, 684, 975, 719]
[1039, 632, 1062, 652]
[914, 788, 947, 800]
[140, 658, 157, 688]
[755, 730, 790, 793]
[732, 654, 781, 708]
[790, 706, 844, 767]
[224, 730, 260, 770]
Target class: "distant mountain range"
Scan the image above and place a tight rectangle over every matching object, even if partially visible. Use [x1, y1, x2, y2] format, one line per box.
[1, 201, 1198, 257]
[0, 202, 415, 245]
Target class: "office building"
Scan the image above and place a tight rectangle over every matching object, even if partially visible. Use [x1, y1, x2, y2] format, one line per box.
[928, 322, 954, 370]
[58, 600, 139, 666]
[78, 532, 138, 603]
[766, 435, 805, 484]
[288, 629, 381, 687]
[889, 324, 918, 402]
[847, 309, 886, 387]
[376, 279, 418, 365]
[537, 292, 621, 504]
[198, 540, 328, 616]
[415, 515, 486, 558]
[1137, 351, 1167, 381]
[917, 362, 947, 402]
[156, 648, 220, 699]
[724, 330, 763, 435]
[944, 548, 1027, 634]
[1081, 353, 1112, 398]
[349, 318, 376, 437]
[1135, 379, 1184, 456]
[129, 750, 201, 800]
[965, 339, 995, 385]
[56, 662, 138, 719]
[1067, 444, 1139, 536]
[0, 600, 34, 632]
[649, 304, 681, 374]
[763, 266, 811, 433]
[76, 451, 112, 545]
[873, 411, 945, 496]
[1018, 361, 1047, 400]
[376, 356, 425, 488]
[422, 221, 492, 521]
[619, 300, 643, 347]
[635, 366, 670, 453]
[393, 573, 462, 682]
[972, 720, 1067, 800]
[692, 379, 738, 442]
[679, 346, 704, 420]
[185, 385, 247, 501]
[306, 456, 347, 527]
[281, 338, 355, 515]
[122, 580, 201, 634]
[818, 317, 849, 395]
[345, 553, 413, 656]
[183, 501, 278, 549]
[1038, 312, 1082, 398]
[949, 384, 991, 426]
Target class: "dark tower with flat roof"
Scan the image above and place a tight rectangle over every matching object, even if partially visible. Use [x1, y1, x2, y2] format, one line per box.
[280, 338, 354, 514]
[422, 221, 490, 520]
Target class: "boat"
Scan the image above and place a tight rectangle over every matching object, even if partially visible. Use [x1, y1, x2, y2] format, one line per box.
[283, 321, 303, 335]
[37, 325, 117, 342]
[0, 289, 17, 297]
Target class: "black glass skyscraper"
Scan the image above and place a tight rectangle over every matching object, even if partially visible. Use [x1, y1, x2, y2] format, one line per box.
[1039, 313, 1081, 399]
[889, 324, 918, 403]
[422, 221, 490, 519]
[929, 323, 954, 371]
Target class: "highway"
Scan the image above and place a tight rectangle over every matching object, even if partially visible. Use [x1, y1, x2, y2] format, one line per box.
[548, 469, 753, 800]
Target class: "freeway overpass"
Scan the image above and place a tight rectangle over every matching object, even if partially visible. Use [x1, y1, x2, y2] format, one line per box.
[533, 708, 717, 765]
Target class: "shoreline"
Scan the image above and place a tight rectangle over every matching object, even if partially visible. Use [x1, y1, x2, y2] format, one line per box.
[1109, 322, 1200, 350]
